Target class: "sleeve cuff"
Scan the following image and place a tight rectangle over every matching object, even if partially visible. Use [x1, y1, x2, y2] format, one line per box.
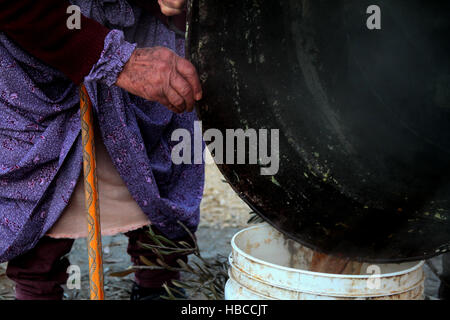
[85, 29, 137, 87]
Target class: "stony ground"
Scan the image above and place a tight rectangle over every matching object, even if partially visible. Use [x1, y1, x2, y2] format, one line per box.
[0, 164, 445, 300]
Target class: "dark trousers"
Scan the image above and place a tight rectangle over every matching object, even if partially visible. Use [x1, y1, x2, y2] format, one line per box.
[6, 227, 190, 300]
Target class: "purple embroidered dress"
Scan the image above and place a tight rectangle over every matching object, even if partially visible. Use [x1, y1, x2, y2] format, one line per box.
[0, 0, 204, 262]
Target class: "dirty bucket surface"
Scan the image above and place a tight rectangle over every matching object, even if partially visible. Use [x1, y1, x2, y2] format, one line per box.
[226, 224, 424, 300]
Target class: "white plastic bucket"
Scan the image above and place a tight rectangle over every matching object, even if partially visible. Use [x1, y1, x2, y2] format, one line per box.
[225, 224, 425, 300]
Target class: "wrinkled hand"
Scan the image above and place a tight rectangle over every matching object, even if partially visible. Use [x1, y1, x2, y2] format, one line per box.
[116, 47, 202, 114]
[158, 0, 186, 16]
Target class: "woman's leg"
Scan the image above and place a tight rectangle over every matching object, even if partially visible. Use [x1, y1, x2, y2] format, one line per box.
[6, 237, 74, 300]
[125, 226, 194, 299]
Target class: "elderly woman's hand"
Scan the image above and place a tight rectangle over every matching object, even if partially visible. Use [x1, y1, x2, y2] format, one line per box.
[158, 0, 186, 16]
[116, 47, 202, 114]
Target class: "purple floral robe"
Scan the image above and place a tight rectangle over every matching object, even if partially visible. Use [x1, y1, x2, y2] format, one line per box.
[0, 0, 204, 262]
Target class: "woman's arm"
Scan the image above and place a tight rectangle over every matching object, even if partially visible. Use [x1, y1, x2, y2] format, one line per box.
[114, 0, 201, 114]
[0, 0, 202, 113]
[0, 0, 109, 84]
[116, 46, 202, 114]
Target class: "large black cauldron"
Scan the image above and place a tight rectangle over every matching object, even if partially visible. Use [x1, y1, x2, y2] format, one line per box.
[187, 0, 450, 262]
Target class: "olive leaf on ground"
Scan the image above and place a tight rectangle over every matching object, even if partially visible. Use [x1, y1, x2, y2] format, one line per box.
[110, 221, 228, 300]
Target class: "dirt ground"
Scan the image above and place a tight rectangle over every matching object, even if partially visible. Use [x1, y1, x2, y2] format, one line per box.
[0, 163, 445, 300]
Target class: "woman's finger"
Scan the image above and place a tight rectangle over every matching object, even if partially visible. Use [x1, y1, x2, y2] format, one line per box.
[164, 87, 186, 113]
[176, 58, 203, 101]
[159, 0, 183, 16]
[161, 0, 185, 9]
[171, 72, 195, 112]
[157, 95, 179, 113]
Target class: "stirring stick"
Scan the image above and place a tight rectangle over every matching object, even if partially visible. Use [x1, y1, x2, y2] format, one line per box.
[80, 84, 105, 300]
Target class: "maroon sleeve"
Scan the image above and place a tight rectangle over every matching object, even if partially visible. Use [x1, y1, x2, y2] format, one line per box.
[0, 0, 110, 84]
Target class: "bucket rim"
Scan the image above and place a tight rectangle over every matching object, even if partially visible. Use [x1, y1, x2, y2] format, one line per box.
[228, 258, 425, 298]
[231, 224, 425, 279]
[226, 270, 275, 300]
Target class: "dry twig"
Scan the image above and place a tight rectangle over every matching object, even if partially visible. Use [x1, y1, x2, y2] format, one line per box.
[110, 221, 229, 300]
